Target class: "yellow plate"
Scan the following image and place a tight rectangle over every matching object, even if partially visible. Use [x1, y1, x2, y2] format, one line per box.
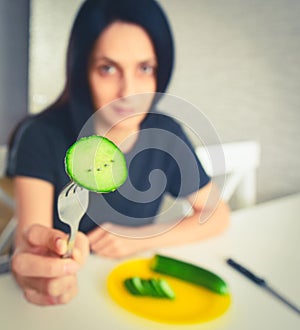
[107, 258, 231, 324]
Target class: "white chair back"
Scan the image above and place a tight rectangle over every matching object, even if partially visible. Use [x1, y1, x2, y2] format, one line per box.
[196, 140, 261, 209]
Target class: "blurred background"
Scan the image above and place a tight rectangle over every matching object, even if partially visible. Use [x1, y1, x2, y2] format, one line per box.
[0, 0, 299, 205]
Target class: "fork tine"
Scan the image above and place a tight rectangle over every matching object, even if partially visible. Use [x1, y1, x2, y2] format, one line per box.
[65, 182, 76, 196]
[59, 181, 75, 197]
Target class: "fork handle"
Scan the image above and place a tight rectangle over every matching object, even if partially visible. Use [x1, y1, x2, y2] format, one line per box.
[62, 241, 75, 259]
[62, 224, 78, 258]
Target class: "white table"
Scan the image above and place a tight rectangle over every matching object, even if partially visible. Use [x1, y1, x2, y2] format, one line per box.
[1, 194, 300, 330]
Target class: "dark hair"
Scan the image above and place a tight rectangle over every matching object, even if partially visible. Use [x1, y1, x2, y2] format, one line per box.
[59, 0, 174, 134]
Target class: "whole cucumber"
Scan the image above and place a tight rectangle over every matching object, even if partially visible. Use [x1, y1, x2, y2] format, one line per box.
[151, 254, 229, 295]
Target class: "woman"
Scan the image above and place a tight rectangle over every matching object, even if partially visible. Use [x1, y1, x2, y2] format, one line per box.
[7, 0, 230, 305]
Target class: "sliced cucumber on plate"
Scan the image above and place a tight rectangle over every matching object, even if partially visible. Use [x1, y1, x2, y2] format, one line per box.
[124, 277, 175, 300]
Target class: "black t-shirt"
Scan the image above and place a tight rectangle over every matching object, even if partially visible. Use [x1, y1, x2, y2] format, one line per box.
[7, 103, 210, 233]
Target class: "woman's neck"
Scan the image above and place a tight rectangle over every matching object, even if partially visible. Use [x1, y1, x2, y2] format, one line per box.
[94, 121, 140, 154]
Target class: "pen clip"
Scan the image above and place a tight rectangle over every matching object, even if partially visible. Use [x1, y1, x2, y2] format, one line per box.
[227, 258, 266, 286]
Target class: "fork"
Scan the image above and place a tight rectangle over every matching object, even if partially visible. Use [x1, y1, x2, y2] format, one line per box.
[57, 181, 89, 258]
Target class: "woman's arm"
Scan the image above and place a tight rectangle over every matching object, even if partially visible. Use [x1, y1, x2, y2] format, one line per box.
[87, 182, 230, 258]
[13, 176, 54, 245]
[11, 176, 89, 305]
[154, 181, 230, 244]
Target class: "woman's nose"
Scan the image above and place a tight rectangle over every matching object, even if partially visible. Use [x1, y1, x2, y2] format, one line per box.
[118, 73, 136, 98]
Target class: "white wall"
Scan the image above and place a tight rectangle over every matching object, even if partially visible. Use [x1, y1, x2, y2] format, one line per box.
[29, 0, 300, 203]
[29, 0, 83, 113]
[159, 0, 300, 203]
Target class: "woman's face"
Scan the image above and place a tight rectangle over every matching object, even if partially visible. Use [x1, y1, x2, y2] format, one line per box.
[88, 21, 157, 130]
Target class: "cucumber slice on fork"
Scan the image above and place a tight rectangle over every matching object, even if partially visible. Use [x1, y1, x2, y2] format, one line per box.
[65, 135, 128, 193]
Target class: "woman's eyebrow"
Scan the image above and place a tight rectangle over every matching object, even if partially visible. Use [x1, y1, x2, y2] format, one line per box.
[91, 56, 118, 65]
[91, 55, 157, 65]
[141, 58, 157, 65]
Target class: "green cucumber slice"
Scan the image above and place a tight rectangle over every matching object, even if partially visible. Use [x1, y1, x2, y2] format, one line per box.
[130, 277, 146, 295]
[156, 279, 176, 299]
[124, 278, 140, 295]
[151, 254, 229, 295]
[65, 135, 127, 193]
[141, 279, 158, 297]
[149, 278, 163, 297]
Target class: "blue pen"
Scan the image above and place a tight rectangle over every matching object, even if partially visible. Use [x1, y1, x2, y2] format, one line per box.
[226, 258, 300, 316]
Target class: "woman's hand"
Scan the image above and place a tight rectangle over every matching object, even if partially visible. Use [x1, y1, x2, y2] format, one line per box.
[11, 224, 89, 305]
[87, 223, 150, 259]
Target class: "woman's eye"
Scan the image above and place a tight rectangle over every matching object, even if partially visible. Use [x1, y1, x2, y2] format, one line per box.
[98, 65, 116, 75]
[140, 64, 156, 75]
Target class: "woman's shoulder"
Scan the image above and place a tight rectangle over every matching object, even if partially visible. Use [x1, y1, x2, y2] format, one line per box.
[15, 103, 71, 137]
[35, 102, 71, 129]
[7, 102, 73, 156]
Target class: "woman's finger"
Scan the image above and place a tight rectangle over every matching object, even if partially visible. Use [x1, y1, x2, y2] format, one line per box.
[90, 235, 128, 258]
[24, 283, 78, 306]
[12, 252, 79, 278]
[24, 224, 69, 256]
[86, 226, 107, 245]
[72, 232, 90, 264]
[20, 275, 77, 297]
[89, 231, 114, 252]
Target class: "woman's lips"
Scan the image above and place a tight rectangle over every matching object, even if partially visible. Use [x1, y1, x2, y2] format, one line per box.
[112, 105, 135, 116]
